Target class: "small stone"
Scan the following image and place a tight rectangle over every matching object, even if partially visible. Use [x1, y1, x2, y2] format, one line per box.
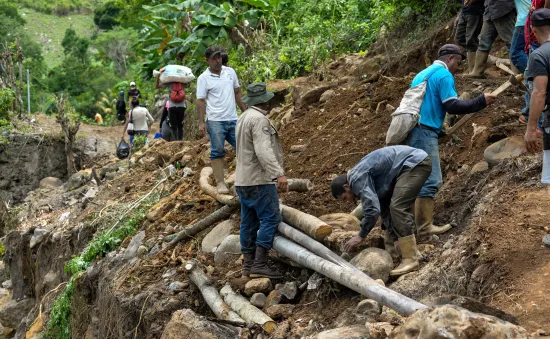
[137, 246, 148, 258]
[375, 279, 385, 287]
[29, 228, 49, 249]
[265, 304, 295, 320]
[264, 290, 283, 309]
[250, 293, 267, 308]
[471, 161, 489, 174]
[350, 248, 394, 283]
[277, 281, 298, 300]
[165, 225, 175, 234]
[162, 268, 177, 279]
[124, 231, 146, 260]
[2, 280, 12, 289]
[366, 322, 394, 337]
[39, 177, 63, 189]
[418, 244, 436, 257]
[206, 266, 215, 276]
[315, 325, 370, 339]
[167, 281, 188, 293]
[201, 220, 235, 253]
[214, 235, 241, 265]
[104, 172, 117, 181]
[0, 288, 9, 297]
[356, 299, 382, 320]
[244, 278, 272, 297]
[320, 89, 336, 103]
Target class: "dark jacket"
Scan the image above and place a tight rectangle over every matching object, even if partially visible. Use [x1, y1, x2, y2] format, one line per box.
[483, 0, 516, 20]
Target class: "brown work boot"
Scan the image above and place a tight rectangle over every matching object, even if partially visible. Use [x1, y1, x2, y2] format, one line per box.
[390, 235, 420, 276]
[464, 51, 488, 79]
[250, 247, 282, 279]
[415, 197, 452, 236]
[211, 158, 230, 194]
[230, 252, 255, 290]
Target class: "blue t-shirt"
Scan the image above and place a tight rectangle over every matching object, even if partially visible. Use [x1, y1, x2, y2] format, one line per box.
[515, 0, 530, 27]
[411, 62, 457, 132]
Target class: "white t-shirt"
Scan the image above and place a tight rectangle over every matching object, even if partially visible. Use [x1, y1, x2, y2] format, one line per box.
[196, 66, 239, 121]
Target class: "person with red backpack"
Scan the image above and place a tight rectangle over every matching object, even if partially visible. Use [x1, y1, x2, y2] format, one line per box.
[156, 70, 187, 141]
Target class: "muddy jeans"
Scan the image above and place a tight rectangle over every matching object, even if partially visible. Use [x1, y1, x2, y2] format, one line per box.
[455, 12, 483, 52]
[380, 158, 432, 240]
[478, 11, 516, 52]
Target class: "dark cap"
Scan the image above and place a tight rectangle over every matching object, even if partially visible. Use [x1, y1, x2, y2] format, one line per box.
[205, 46, 225, 59]
[242, 82, 274, 106]
[438, 44, 467, 60]
[532, 8, 550, 27]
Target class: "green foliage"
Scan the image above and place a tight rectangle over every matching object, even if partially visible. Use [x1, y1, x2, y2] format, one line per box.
[45, 197, 157, 339]
[94, 0, 122, 30]
[13, 0, 101, 16]
[0, 89, 16, 118]
[0, 242, 5, 257]
[62, 28, 90, 64]
[132, 134, 147, 152]
[0, 0, 26, 25]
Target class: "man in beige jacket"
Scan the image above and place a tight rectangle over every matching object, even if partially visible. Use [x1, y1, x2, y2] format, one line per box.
[234, 83, 287, 281]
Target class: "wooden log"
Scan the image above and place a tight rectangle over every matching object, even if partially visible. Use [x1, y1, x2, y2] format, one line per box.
[185, 260, 245, 322]
[199, 167, 240, 207]
[219, 284, 277, 333]
[280, 204, 332, 240]
[164, 205, 236, 250]
[272, 236, 427, 317]
[287, 179, 313, 192]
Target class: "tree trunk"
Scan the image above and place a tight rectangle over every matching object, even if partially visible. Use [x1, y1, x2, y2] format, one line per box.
[185, 260, 245, 322]
[272, 236, 427, 317]
[287, 179, 313, 192]
[219, 284, 276, 334]
[164, 205, 237, 250]
[280, 204, 332, 240]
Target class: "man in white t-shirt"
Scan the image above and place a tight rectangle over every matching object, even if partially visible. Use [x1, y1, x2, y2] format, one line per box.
[197, 46, 247, 194]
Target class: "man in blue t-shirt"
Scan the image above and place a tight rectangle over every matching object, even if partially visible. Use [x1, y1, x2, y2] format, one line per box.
[403, 44, 496, 236]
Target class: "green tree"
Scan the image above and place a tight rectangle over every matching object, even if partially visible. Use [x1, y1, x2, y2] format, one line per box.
[94, 0, 122, 30]
[94, 27, 138, 77]
[61, 28, 90, 64]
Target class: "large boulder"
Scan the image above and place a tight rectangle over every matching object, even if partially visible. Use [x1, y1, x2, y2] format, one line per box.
[213, 235, 241, 265]
[0, 298, 35, 329]
[484, 136, 526, 167]
[313, 325, 370, 339]
[160, 309, 239, 339]
[350, 247, 394, 283]
[63, 172, 90, 191]
[392, 305, 529, 339]
[202, 220, 235, 253]
[244, 278, 272, 297]
[124, 231, 146, 260]
[292, 78, 334, 110]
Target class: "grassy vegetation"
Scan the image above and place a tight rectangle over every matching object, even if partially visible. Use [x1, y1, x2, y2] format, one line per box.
[44, 196, 158, 339]
[13, 0, 101, 16]
[21, 8, 95, 67]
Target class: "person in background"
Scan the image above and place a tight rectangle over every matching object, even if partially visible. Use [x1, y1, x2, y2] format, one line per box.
[467, 0, 517, 78]
[512, 0, 533, 122]
[455, 0, 485, 74]
[197, 46, 247, 194]
[523, 8, 550, 252]
[122, 98, 154, 144]
[127, 81, 141, 108]
[116, 91, 127, 123]
[159, 101, 173, 141]
[155, 70, 187, 141]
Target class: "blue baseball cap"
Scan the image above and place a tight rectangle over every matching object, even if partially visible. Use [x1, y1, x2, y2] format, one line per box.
[119, 91, 124, 95]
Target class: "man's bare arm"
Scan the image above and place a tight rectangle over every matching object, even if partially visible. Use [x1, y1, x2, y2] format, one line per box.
[525, 76, 548, 153]
[197, 98, 207, 137]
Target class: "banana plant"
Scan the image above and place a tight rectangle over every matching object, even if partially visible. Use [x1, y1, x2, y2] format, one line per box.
[138, 0, 265, 77]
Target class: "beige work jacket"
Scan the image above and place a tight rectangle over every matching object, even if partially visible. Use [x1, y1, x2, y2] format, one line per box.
[235, 106, 284, 186]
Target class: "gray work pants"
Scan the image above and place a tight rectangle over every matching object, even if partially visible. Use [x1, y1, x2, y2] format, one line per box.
[456, 12, 483, 52]
[478, 11, 516, 52]
[381, 158, 432, 240]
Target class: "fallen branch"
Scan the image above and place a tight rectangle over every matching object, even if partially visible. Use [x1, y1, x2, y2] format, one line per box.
[185, 260, 244, 322]
[220, 284, 276, 334]
[280, 204, 332, 240]
[287, 179, 314, 192]
[199, 167, 241, 207]
[272, 236, 427, 316]
[163, 205, 237, 251]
